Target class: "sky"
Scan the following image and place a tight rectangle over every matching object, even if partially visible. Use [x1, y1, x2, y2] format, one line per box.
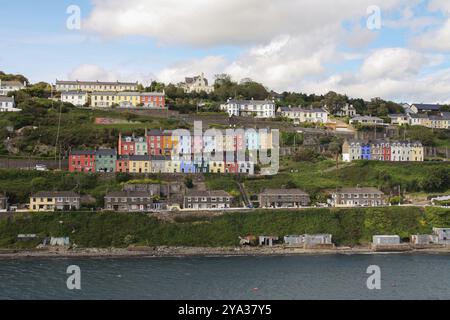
[2, 0, 450, 103]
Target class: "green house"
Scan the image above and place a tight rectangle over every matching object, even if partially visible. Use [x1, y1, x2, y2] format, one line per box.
[95, 149, 117, 173]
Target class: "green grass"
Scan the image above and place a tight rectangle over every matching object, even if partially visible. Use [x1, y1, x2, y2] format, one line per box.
[1, 207, 449, 248]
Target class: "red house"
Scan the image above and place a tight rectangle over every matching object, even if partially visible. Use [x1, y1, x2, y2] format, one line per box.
[116, 156, 130, 173]
[382, 143, 391, 161]
[118, 133, 136, 156]
[224, 151, 239, 174]
[69, 150, 96, 172]
[140, 93, 165, 109]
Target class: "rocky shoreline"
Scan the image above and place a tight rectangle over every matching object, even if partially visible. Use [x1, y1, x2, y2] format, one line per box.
[0, 245, 450, 259]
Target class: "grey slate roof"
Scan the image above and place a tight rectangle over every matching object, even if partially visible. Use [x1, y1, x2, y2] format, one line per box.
[32, 191, 80, 198]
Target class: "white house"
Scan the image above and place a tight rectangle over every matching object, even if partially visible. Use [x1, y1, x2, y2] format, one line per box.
[221, 98, 276, 118]
[0, 80, 26, 96]
[178, 73, 214, 94]
[61, 91, 88, 106]
[0, 96, 20, 112]
[279, 107, 328, 124]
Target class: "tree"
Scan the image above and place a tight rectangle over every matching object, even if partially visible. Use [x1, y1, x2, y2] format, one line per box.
[322, 91, 348, 114]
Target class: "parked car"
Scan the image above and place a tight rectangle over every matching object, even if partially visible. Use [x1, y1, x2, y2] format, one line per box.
[35, 164, 48, 171]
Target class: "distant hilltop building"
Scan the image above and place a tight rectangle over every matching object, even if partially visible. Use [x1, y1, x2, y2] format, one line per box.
[410, 103, 442, 114]
[0, 79, 26, 96]
[55, 80, 139, 92]
[178, 73, 214, 94]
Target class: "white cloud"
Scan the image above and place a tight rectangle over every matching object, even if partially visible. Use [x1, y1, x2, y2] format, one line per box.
[84, 0, 404, 46]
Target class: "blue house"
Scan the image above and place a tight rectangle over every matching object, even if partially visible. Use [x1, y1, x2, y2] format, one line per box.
[361, 144, 371, 160]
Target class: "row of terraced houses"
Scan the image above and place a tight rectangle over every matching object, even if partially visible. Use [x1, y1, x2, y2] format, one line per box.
[56, 80, 165, 109]
[69, 129, 276, 174]
[342, 140, 424, 162]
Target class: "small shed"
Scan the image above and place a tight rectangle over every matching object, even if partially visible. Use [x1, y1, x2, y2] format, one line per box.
[259, 236, 279, 247]
[372, 235, 400, 245]
[411, 234, 438, 245]
[50, 237, 70, 246]
[433, 228, 450, 244]
[304, 234, 332, 246]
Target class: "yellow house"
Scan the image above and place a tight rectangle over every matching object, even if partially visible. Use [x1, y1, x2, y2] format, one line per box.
[29, 191, 80, 212]
[117, 92, 141, 108]
[90, 92, 117, 108]
[164, 159, 180, 173]
[409, 143, 424, 162]
[129, 155, 151, 173]
[209, 160, 225, 173]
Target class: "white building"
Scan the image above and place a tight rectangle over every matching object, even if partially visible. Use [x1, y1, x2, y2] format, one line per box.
[333, 104, 357, 117]
[61, 91, 88, 106]
[178, 73, 214, 94]
[0, 96, 20, 112]
[55, 80, 138, 92]
[373, 235, 401, 245]
[0, 80, 26, 96]
[278, 107, 328, 124]
[221, 98, 276, 118]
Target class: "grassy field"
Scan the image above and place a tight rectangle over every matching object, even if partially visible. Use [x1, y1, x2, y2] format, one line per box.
[205, 160, 450, 202]
[1, 207, 449, 249]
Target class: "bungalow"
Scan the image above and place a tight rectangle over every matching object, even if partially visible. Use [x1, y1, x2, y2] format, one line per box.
[350, 116, 384, 126]
[373, 235, 400, 245]
[183, 190, 233, 210]
[259, 189, 311, 208]
[329, 187, 386, 207]
[104, 191, 167, 212]
[30, 191, 81, 212]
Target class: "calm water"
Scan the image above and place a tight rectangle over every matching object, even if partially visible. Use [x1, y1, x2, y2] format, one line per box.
[0, 254, 449, 300]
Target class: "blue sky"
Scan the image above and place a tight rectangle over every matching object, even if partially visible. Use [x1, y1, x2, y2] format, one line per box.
[1, 0, 450, 103]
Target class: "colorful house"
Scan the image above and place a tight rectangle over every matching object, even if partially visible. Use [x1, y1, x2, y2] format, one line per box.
[361, 143, 371, 160]
[150, 155, 166, 173]
[118, 133, 136, 156]
[209, 160, 225, 173]
[129, 155, 151, 173]
[95, 149, 117, 173]
[134, 137, 148, 155]
[140, 92, 166, 109]
[180, 158, 196, 173]
[116, 92, 141, 108]
[116, 156, 130, 173]
[165, 159, 180, 173]
[146, 129, 166, 155]
[90, 92, 117, 108]
[69, 150, 96, 172]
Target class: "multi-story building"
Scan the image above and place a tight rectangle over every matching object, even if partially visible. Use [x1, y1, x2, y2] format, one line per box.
[388, 114, 409, 126]
[146, 130, 166, 156]
[116, 155, 130, 173]
[410, 103, 441, 114]
[259, 189, 310, 208]
[90, 92, 117, 108]
[116, 92, 141, 108]
[0, 194, 8, 211]
[0, 96, 20, 112]
[333, 104, 357, 117]
[69, 150, 96, 172]
[104, 191, 167, 212]
[183, 190, 233, 209]
[61, 91, 88, 106]
[55, 80, 138, 92]
[118, 133, 137, 156]
[0, 80, 26, 96]
[129, 155, 151, 174]
[134, 137, 148, 156]
[140, 92, 166, 109]
[342, 140, 362, 162]
[329, 187, 386, 207]
[95, 149, 117, 173]
[29, 191, 81, 211]
[221, 99, 276, 118]
[279, 107, 328, 124]
[178, 73, 214, 94]
[150, 155, 167, 173]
